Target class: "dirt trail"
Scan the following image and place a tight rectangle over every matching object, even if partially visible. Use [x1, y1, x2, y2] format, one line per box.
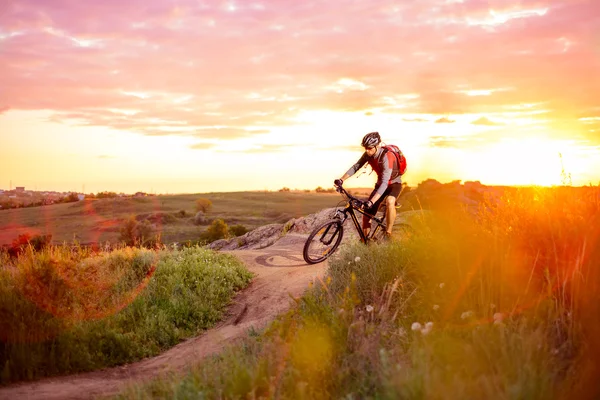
[0, 234, 327, 400]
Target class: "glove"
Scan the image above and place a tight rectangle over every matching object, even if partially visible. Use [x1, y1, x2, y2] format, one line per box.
[334, 179, 343, 186]
[362, 200, 373, 210]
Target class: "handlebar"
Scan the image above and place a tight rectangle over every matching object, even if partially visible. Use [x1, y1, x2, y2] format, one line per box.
[334, 183, 363, 208]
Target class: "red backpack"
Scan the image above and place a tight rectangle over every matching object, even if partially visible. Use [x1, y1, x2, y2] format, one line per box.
[383, 145, 407, 176]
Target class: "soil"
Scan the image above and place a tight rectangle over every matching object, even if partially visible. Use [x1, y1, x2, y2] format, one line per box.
[0, 233, 328, 400]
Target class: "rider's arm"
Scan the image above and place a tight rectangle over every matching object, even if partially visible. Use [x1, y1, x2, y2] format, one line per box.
[343, 153, 368, 179]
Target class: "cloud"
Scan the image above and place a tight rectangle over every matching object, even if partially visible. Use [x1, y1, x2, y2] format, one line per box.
[471, 116, 505, 126]
[0, 106, 9, 115]
[402, 117, 429, 122]
[435, 117, 456, 123]
[429, 136, 465, 148]
[189, 142, 215, 150]
[0, 0, 598, 140]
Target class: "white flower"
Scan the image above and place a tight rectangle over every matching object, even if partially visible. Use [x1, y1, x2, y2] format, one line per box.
[411, 322, 422, 331]
[493, 312, 504, 322]
[354, 256, 361, 263]
[433, 305, 440, 311]
[421, 327, 431, 335]
[461, 310, 474, 320]
[366, 305, 374, 313]
[439, 283, 445, 289]
[425, 321, 434, 329]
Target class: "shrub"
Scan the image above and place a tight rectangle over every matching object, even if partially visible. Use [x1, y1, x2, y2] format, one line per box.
[118, 216, 161, 247]
[200, 219, 229, 243]
[195, 198, 213, 213]
[7, 233, 52, 258]
[229, 225, 248, 237]
[0, 246, 253, 384]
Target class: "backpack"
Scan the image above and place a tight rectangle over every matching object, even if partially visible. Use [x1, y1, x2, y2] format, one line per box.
[383, 145, 407, 176]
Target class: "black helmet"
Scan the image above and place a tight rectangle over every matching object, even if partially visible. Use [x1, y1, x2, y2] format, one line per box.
[361, 132, 381, 148]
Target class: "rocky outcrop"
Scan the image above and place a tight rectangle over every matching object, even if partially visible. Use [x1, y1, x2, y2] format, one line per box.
[207, 207, 342, 251]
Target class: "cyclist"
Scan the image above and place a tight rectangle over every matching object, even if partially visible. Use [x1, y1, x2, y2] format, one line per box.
[334, 132, 403, 239]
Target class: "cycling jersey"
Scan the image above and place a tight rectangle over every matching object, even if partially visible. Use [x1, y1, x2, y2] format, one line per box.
[345, 147, 402, 197]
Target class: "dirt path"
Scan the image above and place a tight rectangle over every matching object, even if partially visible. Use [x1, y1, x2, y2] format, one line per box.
[0, 234, 328, 400]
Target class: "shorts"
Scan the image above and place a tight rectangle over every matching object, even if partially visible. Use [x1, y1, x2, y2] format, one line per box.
[365, 182, 403, 216]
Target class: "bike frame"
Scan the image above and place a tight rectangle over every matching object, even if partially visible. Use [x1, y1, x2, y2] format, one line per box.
[333, 185, 386, 243]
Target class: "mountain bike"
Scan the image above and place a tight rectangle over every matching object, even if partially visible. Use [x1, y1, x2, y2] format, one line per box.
[303, 183, 412, 264]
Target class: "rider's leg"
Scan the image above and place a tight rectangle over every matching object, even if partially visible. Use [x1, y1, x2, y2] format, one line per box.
[385, 195, 396, 235]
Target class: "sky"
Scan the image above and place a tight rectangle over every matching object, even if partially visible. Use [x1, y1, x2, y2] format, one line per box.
[1, 0, 599, 194]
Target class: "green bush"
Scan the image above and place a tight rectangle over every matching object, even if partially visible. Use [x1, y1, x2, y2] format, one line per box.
[0, 245, 253, 384]
[229, 224, 248, 237]
[200, 219, 229, 243]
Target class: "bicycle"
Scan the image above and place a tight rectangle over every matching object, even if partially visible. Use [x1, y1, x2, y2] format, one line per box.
[303, 183, 412, 264]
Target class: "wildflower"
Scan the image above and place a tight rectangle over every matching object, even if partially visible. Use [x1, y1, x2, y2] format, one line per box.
[439, 283, 445, 289]
[411, 322, 422, 331]
[461, 310, 474, 320]
[421, 323, 433, 335]
[493, 312, 504, 322]
[433, 304, 440, 311]
[354, 256, 361, 263]
[366, 305, 374, 313]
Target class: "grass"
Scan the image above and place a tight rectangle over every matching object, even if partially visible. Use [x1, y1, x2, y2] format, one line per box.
[0, 191, 342, 246]
[115, 185, 600, 400]
[0, 245, 253, 385]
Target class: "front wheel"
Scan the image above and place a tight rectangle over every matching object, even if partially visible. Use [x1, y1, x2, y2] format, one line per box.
[303, 220, 344, 264]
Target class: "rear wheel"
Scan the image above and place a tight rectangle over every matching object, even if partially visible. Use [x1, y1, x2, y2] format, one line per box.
[303, 220, 344, 264]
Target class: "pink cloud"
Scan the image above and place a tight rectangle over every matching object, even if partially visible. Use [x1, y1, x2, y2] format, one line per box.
[0, 0, 598, 142]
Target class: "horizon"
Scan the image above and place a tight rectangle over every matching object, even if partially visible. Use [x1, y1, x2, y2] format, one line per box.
[0, 178, 592, 198]
[1, 0, 599, 193]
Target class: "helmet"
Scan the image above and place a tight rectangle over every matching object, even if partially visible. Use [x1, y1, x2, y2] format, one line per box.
[361, 132, 381, 148]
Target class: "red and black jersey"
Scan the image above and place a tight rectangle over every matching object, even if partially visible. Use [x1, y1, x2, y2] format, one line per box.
[345, 147, 402, 197]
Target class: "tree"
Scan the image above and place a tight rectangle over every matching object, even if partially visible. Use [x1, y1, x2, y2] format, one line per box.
[195, 198, 213, 213]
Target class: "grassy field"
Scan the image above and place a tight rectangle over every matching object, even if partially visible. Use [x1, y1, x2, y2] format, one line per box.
[0, 191, 344, 246]
[0, 245, 252, 384]
[114, 185, 600, 400]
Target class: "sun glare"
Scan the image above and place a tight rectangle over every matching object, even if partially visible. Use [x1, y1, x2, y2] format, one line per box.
[469, 138, 575, 186]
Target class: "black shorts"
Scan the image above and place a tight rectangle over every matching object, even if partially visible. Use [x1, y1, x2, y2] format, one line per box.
[366, 183, 403, 216]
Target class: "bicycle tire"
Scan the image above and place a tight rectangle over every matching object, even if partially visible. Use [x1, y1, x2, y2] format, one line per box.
[303, 220, 344, 264]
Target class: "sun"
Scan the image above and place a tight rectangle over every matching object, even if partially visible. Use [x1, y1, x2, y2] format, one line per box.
[468, 138, 573, 186]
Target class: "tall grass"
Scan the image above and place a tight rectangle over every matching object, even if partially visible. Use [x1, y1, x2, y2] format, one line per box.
[0, 245, 253, 384]
[116, 185, 600, 399]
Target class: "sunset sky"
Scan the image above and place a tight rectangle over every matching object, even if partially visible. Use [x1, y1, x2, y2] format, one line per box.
[1, 0, 599, 194]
